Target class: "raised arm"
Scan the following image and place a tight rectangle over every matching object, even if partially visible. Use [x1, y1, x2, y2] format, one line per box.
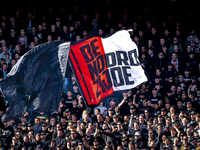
[78, 95, 83, 108]
[118, 93, 128, 108]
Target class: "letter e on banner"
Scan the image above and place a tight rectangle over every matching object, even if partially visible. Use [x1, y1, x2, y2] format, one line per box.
[69, 37, 114, 105]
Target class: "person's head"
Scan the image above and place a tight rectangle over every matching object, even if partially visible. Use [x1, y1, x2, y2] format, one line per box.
[134, 121, 139, 130]
[197, 139, 200, 146]
[71, 113, 77, 122]
[29, 42, 36, 49]
[72, 99, 77, 106]
[67, 90, 72, 97]
[69, 25, 75, 32]
[149, 140, 156, 148]
[98, 28, 104, 37]
[153, 117, 158, 125]
[20, 29, 26, 36]
[165, 103, 171, 110]
[10, 29, 16, 36]
[80, 122, 86, 130]
[127, 99, 133, 106]
[156, 126, 162, 133]
[157, 115, 163, 123]
[172, 52, 177, 60]
[56, 123, 62, 130]
[21, 116, 27, 123]
[34, 118, 40, 125]
[15, 44, 21, 53]
[108, 108, 114, 115]
[95, 108, 100, 115]
[165, 138, 170, 146]
[151, 27, 157, 35]
[117, 145, 124, 150]
[139, 114, 144, 123]
[148, 129, 154, 137]
[23, 135, 29, 143]
[83, 30, 88, 37]
[36, 133, 41, 141]
[173, 37, 178, 44]
[1, 57, 7, 66]
[173, 137, 179, 146]
[170, 128, 176, 136]
[130, 105, 136, 114]
[12, 136, 18, 144]
[51, 24, 56, 31]
[117, 121, 123, 129]
[110, 99, 116, 107]
[144, 109, 150, 116]
[93, 139, 99, 148]
[189, 111, 196, 120]
[27, 131, 33, 139]
[82, 110, 89, 121]
[34, 36, 39, 43]
[50, 140, 56, 148]
[113, 114, 119, 123]
[170, 106, 175, 114]
[57, 129, 63, 137]
[177, 100, 182, 108]
[47, 35, 52, 42]
[196, 113, 200, 122]
[165, 118, 171, 126]
[0, 47, 6, 56]
[71, 75, 76, 82]
[142, 99, 148, 106]
[182, 135, 188, 145]
[60, 116, 66, 124]
[192, 138, 197, 147]
[167, 63, 173, 70]
[160, 38, 165, 45]
[175, 30, 181, 36]
[76, 35, 81, 41]
[62, 25, 68, 32]
[147, 121, 152, 129]
[73, 84, 78, 91]
[141, 46, 146, 53]
[148, 48, 154, 55]
[128, 142, 134, 150]
[21, 147, 27, 150]
[134, 132, 141, 140]
[186, 44, 192, 53]
[186, 101, 192, 108]
[161, 108, 166, 116]
[87, 122, 93, 130]
[70, 131, 76, 139]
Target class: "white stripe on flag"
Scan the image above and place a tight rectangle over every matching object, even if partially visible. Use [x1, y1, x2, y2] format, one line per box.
[101, 30, 147, 91]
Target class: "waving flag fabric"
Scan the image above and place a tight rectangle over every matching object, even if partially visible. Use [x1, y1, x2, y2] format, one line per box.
[0, 41, 70, 122]
[69, 30, 147, 105]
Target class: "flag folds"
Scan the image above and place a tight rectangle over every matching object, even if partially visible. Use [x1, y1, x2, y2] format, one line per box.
[69, 30, 147, 105]
[0, 41, 70, 122]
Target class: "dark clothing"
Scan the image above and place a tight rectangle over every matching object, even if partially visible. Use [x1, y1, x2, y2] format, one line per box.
[55, 135, 66, 148]
[102, 131, 117, 148]
[9, 143, 21, 150]
[33, 124, 42, 133]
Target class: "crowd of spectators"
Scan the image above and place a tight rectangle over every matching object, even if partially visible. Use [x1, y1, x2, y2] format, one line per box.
[1, 0, 200, 149]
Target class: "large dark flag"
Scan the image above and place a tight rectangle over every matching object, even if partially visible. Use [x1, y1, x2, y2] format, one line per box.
[0, 41, 70, 122]
[69, 30, 148, 105]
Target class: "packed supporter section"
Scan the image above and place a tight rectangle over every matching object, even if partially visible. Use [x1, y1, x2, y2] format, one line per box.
[1, 0, 200, 149]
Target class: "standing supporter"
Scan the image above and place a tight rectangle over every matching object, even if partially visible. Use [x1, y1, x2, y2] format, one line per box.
[17, 29, 30, 45]
[146, 48, 158, 80]
[7, 29, 17, 51]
